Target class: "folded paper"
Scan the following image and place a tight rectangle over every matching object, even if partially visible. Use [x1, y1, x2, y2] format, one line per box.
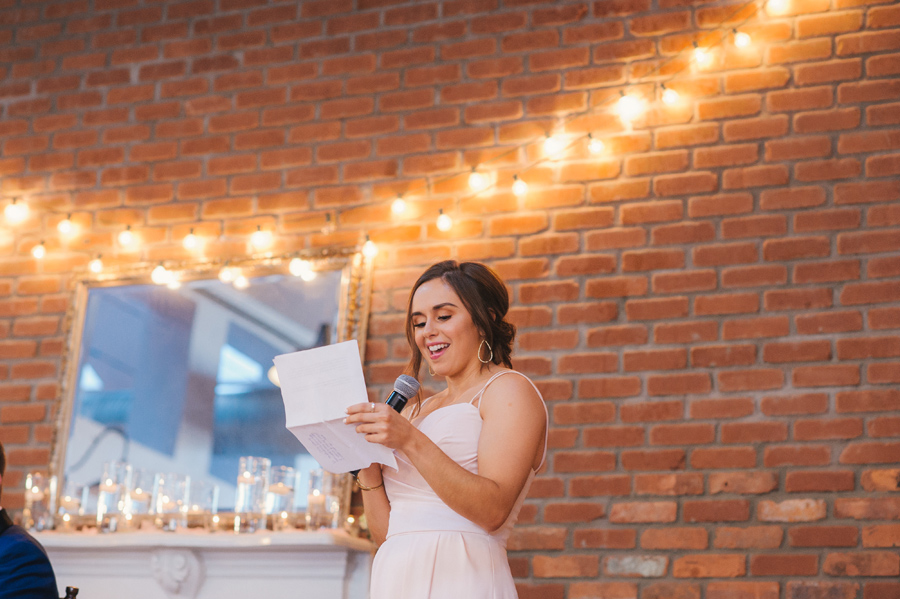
[275, 340, 397, 473]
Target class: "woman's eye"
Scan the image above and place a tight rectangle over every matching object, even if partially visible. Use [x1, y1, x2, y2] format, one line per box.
[412, 322, 425, 329]
[437, 315, 451, 321]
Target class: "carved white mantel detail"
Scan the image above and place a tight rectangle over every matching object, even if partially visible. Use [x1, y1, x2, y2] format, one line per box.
[34, 530, 374, 599]
[151, 549, 204, 599]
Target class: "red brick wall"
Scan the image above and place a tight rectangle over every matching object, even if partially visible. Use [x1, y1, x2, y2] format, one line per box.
[1, 0, 899, 597]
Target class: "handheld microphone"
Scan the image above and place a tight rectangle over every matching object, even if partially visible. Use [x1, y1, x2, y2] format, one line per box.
[351, 374, 420, 477]
[384, 374, 420, 414]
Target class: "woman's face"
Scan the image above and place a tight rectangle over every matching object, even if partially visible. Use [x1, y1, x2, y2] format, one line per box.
[410, 278, 482, 378]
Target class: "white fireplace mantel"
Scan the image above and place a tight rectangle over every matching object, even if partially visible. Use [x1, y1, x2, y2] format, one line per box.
[34, 529, 375, 599]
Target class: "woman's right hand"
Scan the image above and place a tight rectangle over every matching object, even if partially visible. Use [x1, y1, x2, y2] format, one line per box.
[345, 401, 418, 453]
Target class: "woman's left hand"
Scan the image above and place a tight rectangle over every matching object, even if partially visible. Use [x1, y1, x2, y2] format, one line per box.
[345, 402, 416, 451]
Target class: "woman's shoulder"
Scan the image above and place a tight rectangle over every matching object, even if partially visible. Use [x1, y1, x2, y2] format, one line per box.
[480, 369, 544, 407]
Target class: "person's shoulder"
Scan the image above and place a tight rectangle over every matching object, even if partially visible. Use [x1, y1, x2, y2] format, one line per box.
[481, 370, 543, 407]
[0, 525, 58, 599]
[0, 524, 51, 560]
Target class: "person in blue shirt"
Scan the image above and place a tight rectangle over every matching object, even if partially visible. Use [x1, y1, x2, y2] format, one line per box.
[0, 440, 58, 599]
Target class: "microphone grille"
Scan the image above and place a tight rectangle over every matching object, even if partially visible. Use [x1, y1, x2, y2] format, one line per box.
[394, 374, 420, 397]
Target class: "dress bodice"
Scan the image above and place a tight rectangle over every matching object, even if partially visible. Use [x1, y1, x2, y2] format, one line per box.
[382, 371, 546, 548]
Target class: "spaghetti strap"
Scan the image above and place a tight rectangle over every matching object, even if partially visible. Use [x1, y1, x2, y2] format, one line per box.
[471, 370, 549, 471]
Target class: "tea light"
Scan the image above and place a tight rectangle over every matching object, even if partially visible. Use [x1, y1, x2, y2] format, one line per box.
[268, 482, 291, 495]
[308, 490, 325, 508]
[27, 485, 45, 502]
[60, 495, 80, 512]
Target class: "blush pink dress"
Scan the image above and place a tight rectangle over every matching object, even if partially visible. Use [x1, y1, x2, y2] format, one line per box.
[369, 370, 548, 599]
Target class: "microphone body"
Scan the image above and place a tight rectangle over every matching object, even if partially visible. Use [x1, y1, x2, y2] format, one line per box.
[384, 389, 409, 413]
[350, 374, 420, 477]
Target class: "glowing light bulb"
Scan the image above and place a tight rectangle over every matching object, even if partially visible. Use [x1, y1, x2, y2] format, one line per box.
[768, 0, 788, 14]
[151, 264, 169, 285]
[31, 242, 45, 259]
[734, 30, 752, 48]
[289, 258, 307, 276]
[118, 226, 134, 247]
[512, 175, 528, 198]
[218, 265, 236, 283]
[250, 226, 272, 250]
[468, 170, 487, 192]
[543, 134, 565, 156]
[436, 209, 453, 232]
[89, 256, 103, 273]
[362, 237, 378, 259]
[182, 228, 198, 250]
[289, 258, 316, 281]
[588, 135, 605, 155]
[57, 215, 74, 235]
[391, 197, 407, 215]
[693, 44, 711, 67]
[233, 274, 249, 290]
[5, 199, 27, 224]
[662, 86, 680, 105]
[617, 94, 645, 122]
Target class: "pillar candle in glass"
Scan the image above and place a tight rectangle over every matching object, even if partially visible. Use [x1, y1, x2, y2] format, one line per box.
[57, 481, 86, 532]
[97, 462, 131, 533]
[233, 456, 270, 533]
[306, 469, 348, 530]
[187, 479, 219, 531]
[152, 473, 190, 532]
[123, 468, 153, 525]
[24, 473, 57, 532]
[265, 466, 295, 531]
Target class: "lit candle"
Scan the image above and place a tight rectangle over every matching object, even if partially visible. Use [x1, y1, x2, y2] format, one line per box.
[308, 490, 325, 510]
[60, 495, 80, 512]
[268, 482, 291, 496]
[26, 485, 45, 502]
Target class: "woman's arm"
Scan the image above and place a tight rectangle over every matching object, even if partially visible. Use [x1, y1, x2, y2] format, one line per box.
[346, 374, 545, 532]
[355, 463, 391, 546]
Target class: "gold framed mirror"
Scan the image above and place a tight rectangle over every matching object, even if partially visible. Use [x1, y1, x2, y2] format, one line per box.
[49, 248, 372, 517]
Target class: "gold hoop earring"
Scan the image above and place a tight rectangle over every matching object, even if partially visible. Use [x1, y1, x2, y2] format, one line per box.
[429, 365, 435, 376]
[478, 339, 493, 364]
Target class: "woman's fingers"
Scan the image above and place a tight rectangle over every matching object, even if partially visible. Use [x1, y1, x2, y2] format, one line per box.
[344, 402, 411, 448]
[344, 402, 382, 424]
[346, 401, 379, 415]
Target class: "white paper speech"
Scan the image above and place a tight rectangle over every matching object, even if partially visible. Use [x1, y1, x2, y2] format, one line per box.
[274, 340, 397, 473]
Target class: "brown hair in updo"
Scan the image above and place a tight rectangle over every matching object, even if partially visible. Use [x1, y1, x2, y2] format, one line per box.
[404, 260, 516, 385]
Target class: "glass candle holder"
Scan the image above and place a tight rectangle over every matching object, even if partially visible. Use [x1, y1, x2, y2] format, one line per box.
[306, 469, 348, 531]
[152, 473, 190, 532]
[187, 479, 219, 531]
[97, 462, 131, 533]
[233, 456, 270, 533]
[265, 466, 295, 531]
[24, 473, 57, 532]
[123, 468, 153, 524]
[57, 481, 86, 532]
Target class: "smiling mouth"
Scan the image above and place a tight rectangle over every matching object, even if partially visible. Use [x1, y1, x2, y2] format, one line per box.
[428, 343, 449, 358]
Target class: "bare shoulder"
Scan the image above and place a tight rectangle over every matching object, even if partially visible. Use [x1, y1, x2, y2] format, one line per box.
[480, 371, 545, 418]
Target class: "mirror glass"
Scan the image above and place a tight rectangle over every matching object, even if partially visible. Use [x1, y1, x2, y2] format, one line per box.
[57, 257, 367, 512]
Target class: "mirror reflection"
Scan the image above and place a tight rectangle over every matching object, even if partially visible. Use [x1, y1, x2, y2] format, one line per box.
[61, 267, 348, 512]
